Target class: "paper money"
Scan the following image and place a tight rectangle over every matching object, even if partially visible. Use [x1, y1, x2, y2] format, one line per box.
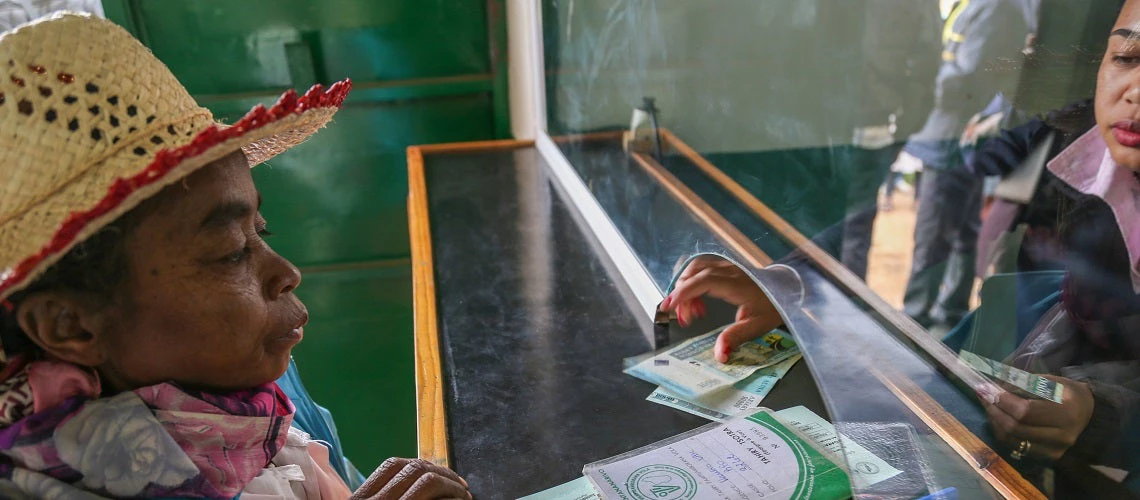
[625, 326, 800, 398]
[647, 355, 802, 421]
[959, 351, 1064, 404]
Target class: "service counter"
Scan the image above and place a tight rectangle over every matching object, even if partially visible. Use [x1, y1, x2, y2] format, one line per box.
[407, 135, 1051, 499]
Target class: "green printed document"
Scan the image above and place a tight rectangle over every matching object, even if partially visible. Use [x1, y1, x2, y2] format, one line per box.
[583, 410, 851, 500]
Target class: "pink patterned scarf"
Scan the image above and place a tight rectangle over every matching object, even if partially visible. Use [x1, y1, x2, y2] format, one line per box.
[0, 354, 293, 498]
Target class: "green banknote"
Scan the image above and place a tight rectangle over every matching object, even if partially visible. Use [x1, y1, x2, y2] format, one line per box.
[959, 351, 1064, 404]
[625, 326, 799, 398]
[646, 355, 802, 421]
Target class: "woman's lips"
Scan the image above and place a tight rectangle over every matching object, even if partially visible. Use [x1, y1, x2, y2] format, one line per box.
[273, 326, 304, 347]
[1112, 121, 1140, 147]
[275, 313, 308, 345]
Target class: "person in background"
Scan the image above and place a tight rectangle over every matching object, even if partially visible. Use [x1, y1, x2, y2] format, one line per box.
[664, 0, 1140, 491]
[901, 0, 1035, 332]
[968, 98, 1095, 279]
[0, 13, 468, 499]
[834, 0, 941, 280]
[881, 152, 921, 212]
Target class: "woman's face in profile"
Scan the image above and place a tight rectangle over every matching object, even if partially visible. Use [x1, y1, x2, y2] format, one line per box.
[1097, 0, 1140, 169]
[96, 152, 308, 392]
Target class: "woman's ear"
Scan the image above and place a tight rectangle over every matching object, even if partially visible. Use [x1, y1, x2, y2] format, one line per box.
[15, 292, 109, 367]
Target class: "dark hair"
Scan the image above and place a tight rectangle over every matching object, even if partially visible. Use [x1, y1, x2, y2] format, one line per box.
[0, 207, 149, 355]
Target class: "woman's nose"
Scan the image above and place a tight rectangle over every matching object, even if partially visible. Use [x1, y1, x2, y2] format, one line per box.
[1126, 84, 1140, 105]
[265, 252, 302, 299]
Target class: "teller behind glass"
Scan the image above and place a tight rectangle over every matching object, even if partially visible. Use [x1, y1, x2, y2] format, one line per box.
[660, 2, 1140, 489]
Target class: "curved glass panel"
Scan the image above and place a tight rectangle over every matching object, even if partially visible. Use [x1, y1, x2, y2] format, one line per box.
[542, 0, 1140, 497]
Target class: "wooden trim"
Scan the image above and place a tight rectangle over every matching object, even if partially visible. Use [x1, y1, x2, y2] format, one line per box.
[407, 146, 450, 467]
[414, 139, 534, 155]
[549, 130, 628, 144]
[409, 131, 621, 156]
[657, 129, 989, 391]
[630, 153, 772, 269]
[406, 136, 616, 463]
[876, 367, 1046, 499]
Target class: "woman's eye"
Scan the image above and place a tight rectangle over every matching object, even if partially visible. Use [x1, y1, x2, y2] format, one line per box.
[222, 247, 251, 264]
[1113, 54, 1140, 65]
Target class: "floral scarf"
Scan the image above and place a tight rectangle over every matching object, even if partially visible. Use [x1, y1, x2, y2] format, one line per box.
[0, 354, 293, 499]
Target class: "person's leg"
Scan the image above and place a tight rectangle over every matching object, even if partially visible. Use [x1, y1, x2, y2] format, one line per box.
[932, 169, 984, 326]
[882, 171, 901, 211]
[913, 170, 924, 202]
[903, 168, 955, 327]
[842, 206, 877, 280]
[841, 145, 899, 279]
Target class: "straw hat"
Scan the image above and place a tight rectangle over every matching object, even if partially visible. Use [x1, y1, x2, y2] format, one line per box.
[0, 12, 351, 301]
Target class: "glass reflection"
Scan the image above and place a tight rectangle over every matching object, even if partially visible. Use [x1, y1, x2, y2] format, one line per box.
[544, 0, 1139, 496]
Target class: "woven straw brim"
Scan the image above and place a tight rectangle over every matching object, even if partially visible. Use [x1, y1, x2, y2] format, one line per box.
[0, 83, 349, 301]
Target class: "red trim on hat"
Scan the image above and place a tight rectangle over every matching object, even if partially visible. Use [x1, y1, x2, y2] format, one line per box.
[0, 79, 352, 298]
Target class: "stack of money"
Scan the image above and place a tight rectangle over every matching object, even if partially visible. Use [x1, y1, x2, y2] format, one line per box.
[624, 326, 799, 397]
[647, 355, 801, 421]
[959, 351, 1064, 403]
[625, 325, 801, 419]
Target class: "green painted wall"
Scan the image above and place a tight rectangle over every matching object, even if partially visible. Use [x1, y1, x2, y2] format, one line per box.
[104, 0, 508, 471]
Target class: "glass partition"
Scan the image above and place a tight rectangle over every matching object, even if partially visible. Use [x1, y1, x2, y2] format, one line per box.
[540, 0, 1138, 497]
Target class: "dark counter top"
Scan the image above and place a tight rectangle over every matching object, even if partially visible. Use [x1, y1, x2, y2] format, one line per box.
[425, 147, 711, 496]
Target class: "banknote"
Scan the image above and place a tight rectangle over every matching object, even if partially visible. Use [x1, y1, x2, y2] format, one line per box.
[959, 351, 1064, 404]
[647, 355, 802, 421]
[625, 326, 800, 398]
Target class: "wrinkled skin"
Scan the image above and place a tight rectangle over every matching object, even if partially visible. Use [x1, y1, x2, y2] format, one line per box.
[18, 152, 470, 498]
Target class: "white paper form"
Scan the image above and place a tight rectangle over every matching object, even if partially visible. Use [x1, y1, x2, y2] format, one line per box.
[584, 411, 850, 500]
[774, 406, 903, 488]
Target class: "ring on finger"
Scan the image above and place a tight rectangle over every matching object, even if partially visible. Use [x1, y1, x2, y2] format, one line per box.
[1010, 440, 1031, 460]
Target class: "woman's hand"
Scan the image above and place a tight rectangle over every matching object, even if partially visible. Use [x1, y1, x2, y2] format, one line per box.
[660, 256, 783, 363]
[351, 458, 471, 500]
[977, 376, 1096, 461]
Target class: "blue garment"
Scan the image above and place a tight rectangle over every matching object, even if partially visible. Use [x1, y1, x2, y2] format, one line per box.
[943, 271, 1064, 354]
[905, 0, 1031, 170]
[277, 358, 366, 490]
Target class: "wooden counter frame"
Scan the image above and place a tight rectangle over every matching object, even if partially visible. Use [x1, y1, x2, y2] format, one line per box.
[654, 129, 991, 388]
[407, 139, 534, 467]
[409, 133, 1045, 498]
[651, 129, 1044, 499]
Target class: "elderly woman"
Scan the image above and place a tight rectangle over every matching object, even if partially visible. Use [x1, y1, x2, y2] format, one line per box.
[664, 0, 1140, 493]
[0, 13, 468, 499]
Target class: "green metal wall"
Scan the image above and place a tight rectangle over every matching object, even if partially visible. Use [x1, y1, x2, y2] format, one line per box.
[103, 0, 508, 471]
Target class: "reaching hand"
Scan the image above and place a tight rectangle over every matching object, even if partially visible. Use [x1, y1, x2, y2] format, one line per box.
[351, 458, 471, 500]
[660, 256, 784, 363]
[977, 377, 1096, 461]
